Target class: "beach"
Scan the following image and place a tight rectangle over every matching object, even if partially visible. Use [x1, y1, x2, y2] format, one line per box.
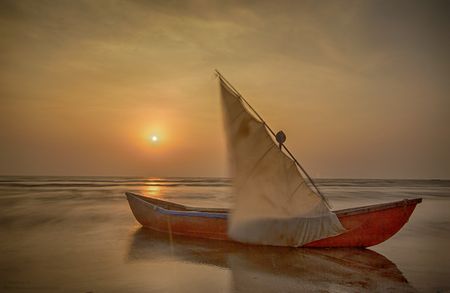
[0, 177, 449, 292]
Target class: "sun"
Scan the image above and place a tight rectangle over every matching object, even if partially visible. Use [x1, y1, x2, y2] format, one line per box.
[144, 129, 164, 146]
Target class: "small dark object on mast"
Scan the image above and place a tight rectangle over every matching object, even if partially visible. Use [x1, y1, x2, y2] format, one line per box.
[276, 131, 286, 148]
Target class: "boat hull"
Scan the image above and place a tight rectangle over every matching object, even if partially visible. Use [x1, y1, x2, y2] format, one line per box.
[126, 192, 421, 248]
[304, 200, 419, 247]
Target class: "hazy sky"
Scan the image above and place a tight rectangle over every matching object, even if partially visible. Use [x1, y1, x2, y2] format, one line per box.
[1, 0, 449, 178]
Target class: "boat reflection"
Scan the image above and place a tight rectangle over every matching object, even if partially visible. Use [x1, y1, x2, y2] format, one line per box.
[127, 228, 416, 292]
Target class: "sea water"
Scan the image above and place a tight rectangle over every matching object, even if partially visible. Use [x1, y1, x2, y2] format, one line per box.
[0, 177, 449, 292]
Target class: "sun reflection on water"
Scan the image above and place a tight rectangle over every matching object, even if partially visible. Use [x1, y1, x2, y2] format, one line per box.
[145, 185, 162, 198]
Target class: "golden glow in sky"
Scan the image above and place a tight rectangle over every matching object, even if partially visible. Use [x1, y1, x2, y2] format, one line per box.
[0, 0, 448, 178]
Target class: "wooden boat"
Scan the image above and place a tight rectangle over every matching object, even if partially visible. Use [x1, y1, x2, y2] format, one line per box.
[126, 192, 421, 248]
[126, 71, 422, 247]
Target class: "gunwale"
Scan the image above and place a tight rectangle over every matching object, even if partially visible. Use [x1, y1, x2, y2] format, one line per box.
[125, 192, 421, 218]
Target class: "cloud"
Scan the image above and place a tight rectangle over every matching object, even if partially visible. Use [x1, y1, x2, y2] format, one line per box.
[0, 0, 448, 177]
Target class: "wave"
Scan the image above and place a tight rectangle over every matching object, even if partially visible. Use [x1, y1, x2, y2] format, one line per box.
[0, 183, 231, 189]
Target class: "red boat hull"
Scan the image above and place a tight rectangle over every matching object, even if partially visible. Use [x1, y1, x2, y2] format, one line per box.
[126, 192, 421, 248]
[305, 200, 419, 247]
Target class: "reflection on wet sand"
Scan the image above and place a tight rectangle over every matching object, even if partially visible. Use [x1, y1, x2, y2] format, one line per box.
[128, 228, 416, 292]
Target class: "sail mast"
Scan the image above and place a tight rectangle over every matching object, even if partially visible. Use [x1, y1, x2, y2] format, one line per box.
[215, 69, 331, 209]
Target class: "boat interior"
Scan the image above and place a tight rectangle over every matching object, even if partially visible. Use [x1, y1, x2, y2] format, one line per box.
[126, 192, 422, 217]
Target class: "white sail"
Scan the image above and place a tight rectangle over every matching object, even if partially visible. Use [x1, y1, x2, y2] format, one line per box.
[220, 77, 345, 247]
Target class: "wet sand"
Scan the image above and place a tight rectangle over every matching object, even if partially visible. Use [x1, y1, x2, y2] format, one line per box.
[0, 177, 448, 292]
